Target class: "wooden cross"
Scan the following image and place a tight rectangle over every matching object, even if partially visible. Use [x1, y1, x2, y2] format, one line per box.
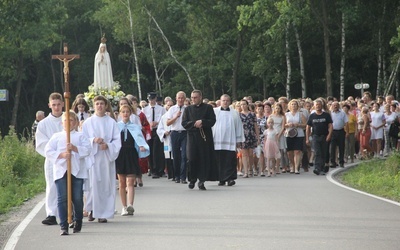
[52, 43, 80, 224]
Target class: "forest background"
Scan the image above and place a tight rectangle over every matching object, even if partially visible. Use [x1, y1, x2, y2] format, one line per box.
[1, 0, 400, 137]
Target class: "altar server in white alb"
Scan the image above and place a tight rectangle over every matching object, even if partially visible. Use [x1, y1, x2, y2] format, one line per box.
[35, 92, 64, 226]
[82, 95, 121, 223]
[45, 110, 92, 235]
[212, 94, 244, 186]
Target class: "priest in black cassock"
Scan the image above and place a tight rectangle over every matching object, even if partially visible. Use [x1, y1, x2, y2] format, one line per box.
[181, 90, 218, 190]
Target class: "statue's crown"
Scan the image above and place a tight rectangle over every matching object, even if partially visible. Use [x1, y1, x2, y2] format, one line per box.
[101, 34, 107, 44]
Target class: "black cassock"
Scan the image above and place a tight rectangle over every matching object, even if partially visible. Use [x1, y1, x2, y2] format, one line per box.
[181, 103, 218, 182]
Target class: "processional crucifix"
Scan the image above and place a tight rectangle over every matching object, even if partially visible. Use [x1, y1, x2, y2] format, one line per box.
[52, 43, 80, 224]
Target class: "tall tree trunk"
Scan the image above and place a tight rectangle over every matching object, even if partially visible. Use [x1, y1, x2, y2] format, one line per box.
[383, 56, 388, 89]
[10, 56, 23, 128]
[148, 22, 161, 95]
[339, 12, 346, 101]
[321, 0, 332, 97]
[377, 28, 382, 97]
[122, 0, 142, 100]
[285, 22, 292, 99]
[384, 56, 400, 96]
[232, 32, 243, 101]
[146, 8, 195, 91]
[293, 24, 306, 98]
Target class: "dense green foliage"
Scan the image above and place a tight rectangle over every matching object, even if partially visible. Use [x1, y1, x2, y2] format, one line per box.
[340, 152, 400, 202]
[0, 128, 45, 214]
[0, 0, 400, 136]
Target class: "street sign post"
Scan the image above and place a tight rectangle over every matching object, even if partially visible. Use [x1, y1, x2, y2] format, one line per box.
[0, 89, 9, 101]
[354, 83, 369, 95]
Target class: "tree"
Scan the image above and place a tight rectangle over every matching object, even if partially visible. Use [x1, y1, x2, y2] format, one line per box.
[0, 0, 66, 128]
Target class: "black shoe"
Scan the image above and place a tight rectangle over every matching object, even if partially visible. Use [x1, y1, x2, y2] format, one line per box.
[152, 175, 160, 179]
[313, 169, 320, 176]
[340, 163, 344, 168]
[175, 179, 180, 183]
[138, 182, 143, 187]
[69, 222, 74, 228]
[218, 181, 225, 186]
[42, 216, 58, 225]
[309, 162, 314, 167]
[198, 181, 206, 190]
[181, 180, 188, 184]
[88, 211, 95, 222]
[188, 181, 195, 189]
[323, 166, 329, 173]
[330, 163, 336, 168]
[73, 220, 82, 233]
[227, 180, 236, 186]
[98, 218, 108, 223]
[60, 228, 69, 236]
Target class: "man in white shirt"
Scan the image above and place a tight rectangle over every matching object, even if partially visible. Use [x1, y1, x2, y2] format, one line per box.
[330, 101, 348, 168]
[166, 91, 188, 184]
[143, 92, 166, 178]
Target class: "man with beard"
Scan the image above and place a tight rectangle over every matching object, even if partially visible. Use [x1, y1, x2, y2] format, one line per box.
[181, 90, 217, 190]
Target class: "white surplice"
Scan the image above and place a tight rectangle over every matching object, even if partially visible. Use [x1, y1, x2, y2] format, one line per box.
[212, 108, 244, 151]
[35, 114, 63, 217]
[156, 113, 172, 159]
[45, 130, 92, 181]
[82, 114, 121, 219]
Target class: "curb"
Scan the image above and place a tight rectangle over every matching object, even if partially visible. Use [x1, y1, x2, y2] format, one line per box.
[326, 160, 400, 207]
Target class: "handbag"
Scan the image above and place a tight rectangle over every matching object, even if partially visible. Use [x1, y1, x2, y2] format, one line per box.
[284, 127, 298, 138]
[284, 112, 300, 138]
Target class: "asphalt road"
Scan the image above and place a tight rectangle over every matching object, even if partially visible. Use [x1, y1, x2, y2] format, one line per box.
[4, 165, 400, 250]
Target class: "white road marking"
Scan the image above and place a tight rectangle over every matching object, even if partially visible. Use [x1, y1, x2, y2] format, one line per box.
[4, 198, 45, 250]
[327, 164, 400, 207]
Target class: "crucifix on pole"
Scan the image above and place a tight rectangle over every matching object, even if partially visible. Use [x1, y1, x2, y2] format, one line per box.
[52, 43, 80, 224]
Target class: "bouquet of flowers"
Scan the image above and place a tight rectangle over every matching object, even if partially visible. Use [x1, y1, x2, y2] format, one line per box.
[84, 82, 125, 108]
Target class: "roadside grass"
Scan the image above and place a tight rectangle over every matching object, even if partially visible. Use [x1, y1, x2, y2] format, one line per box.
[0, 127, 45, 215]
[339, 152, 400, 203]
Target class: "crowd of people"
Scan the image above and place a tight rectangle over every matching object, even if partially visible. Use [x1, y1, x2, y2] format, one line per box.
[34, 90, 400, 235]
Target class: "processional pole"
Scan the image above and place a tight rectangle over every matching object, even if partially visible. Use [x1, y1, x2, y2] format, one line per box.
[52, 43, 80, 224]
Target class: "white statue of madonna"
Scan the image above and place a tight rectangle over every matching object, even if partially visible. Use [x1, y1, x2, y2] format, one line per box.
[93, 36, 114, 90]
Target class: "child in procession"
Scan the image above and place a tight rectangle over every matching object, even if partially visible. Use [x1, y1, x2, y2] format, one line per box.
[116, 104, 149, 216]
[263, 117, 281, 177]
[45, 111, 92, 235]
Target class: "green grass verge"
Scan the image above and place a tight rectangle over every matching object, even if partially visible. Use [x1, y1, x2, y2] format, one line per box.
[339, 152, 400, 202]
[0, 127, 45, 214]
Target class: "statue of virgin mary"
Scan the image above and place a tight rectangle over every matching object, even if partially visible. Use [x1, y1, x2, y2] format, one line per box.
[93, 35, 114, 90]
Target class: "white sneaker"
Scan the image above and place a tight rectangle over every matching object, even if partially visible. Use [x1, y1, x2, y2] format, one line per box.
[121, 207, 128, 216]
[126, 205, 134, 215]
[237, 171, 243, 176]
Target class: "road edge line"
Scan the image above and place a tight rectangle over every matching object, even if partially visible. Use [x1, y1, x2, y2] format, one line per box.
[327, 163, 400, 207]
[3, 198, 45, 250]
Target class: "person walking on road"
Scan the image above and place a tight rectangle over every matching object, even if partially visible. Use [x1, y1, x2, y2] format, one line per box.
[182, 90, 217, 190]
[306, 99, 333, 175]
[212, 94, 243, 187]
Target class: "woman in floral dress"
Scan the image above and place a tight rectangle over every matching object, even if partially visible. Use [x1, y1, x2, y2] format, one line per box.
[239, 99, 259, 178]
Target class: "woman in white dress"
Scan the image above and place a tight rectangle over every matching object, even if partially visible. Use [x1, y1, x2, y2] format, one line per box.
[285, 100, 306, 174]
[269, 103, 287, 173]
[383, 104, 398, 156]
[370, 102, 386, 157]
